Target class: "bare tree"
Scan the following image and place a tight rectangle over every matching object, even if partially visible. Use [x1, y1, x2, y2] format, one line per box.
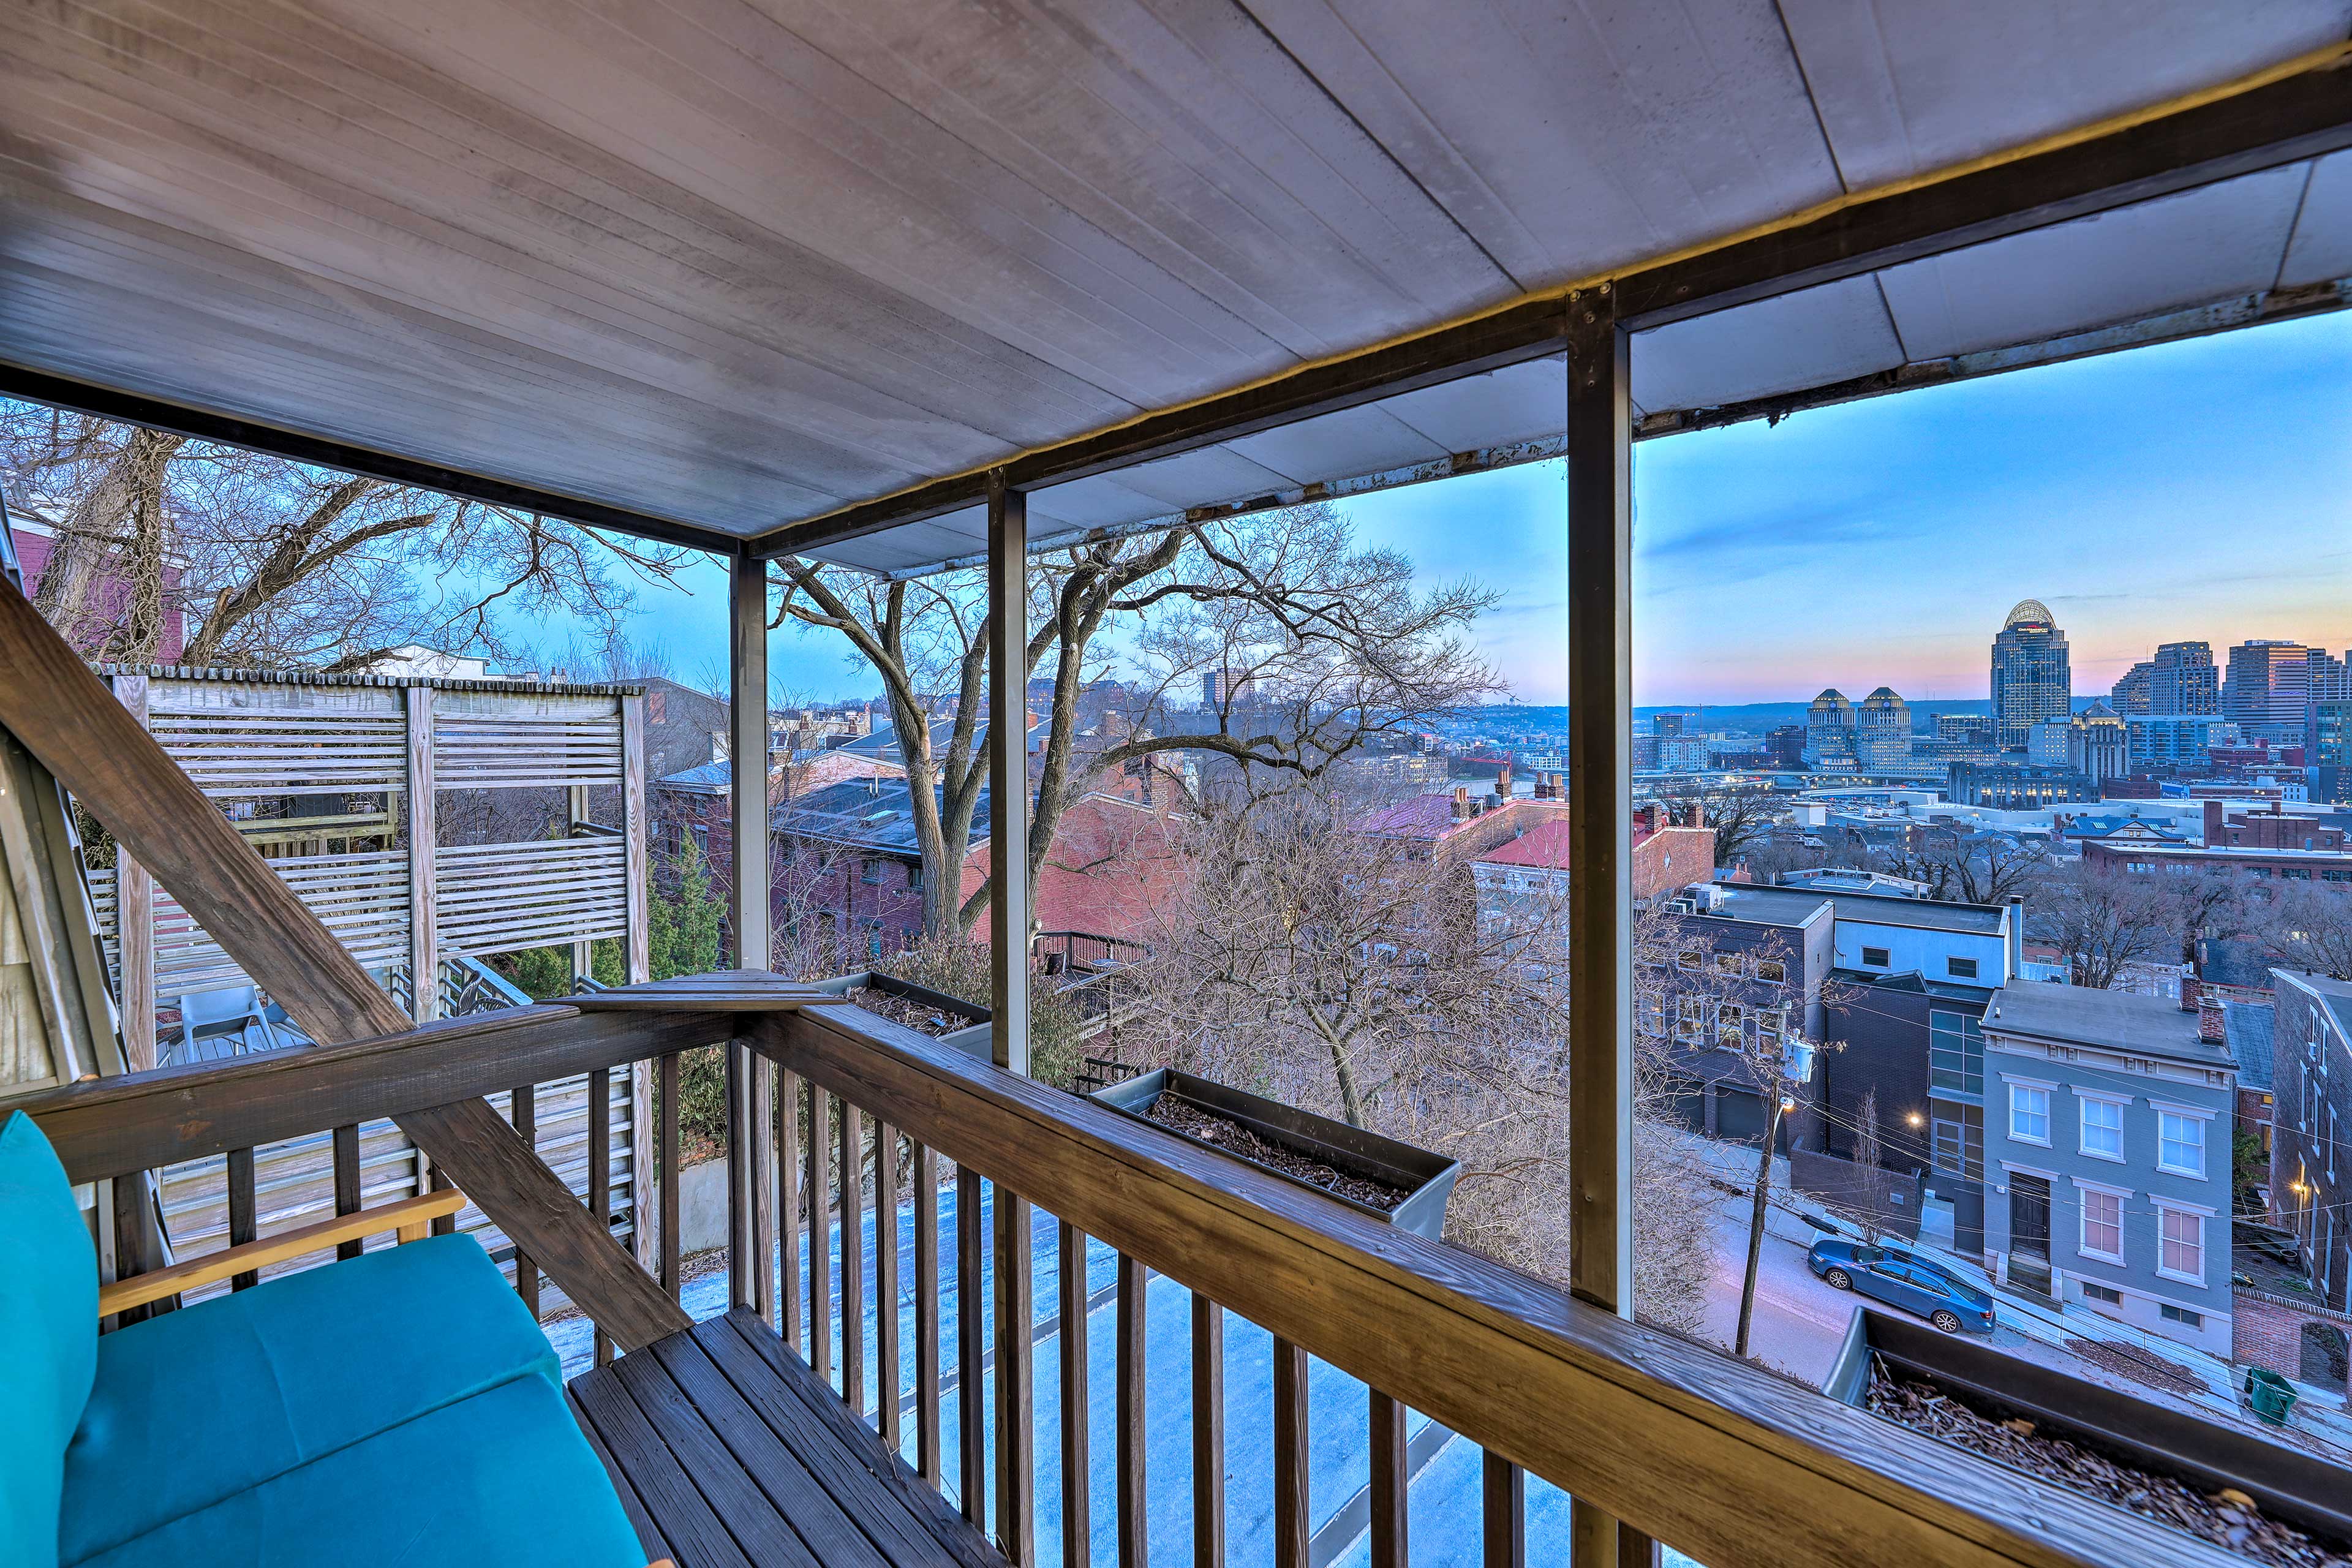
[1846, 1090, 1893, 1245]
[2034, 859, 2182, 989]
[3, 404, 692, 669]
[772, 502, 1499, 941]
[1664, 780, 1780, 870]
[2269, 884, 2352, 982]
[1877, 833, 2048, 906]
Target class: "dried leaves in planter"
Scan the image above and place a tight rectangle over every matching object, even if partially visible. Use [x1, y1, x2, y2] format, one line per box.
[1866, 1359, 2350, 1568]
[1146, 1095, 1409, 1212]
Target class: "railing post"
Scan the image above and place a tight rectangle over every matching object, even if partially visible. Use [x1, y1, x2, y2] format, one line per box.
[1565, 288, 1653, 1567]
[986, 469, 1030, 1077]
[404, 685, 438, 1025]
[619, 692, 655, 1275]
[107, 674, 154, 1069]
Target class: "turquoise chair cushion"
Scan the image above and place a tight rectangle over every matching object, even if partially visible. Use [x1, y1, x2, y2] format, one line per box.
[0, 1111, 97, 1568]
[61, 1233, 556, 1566]
[72, 1373, 647, 1568]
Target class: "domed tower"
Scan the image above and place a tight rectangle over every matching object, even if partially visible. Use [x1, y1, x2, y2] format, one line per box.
[1804, 689, 1856, 770]
[1855, 686, 1912, 769]
[1990, 600, 2070, 750]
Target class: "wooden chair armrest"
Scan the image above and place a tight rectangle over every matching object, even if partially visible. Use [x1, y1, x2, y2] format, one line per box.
[98, 1188, 469, 1317]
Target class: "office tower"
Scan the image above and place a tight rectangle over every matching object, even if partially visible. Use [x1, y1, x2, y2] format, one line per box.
[2223, 640, 2310, 742]
[2110, 661, 2152, 716]
[2067, 701, 2128, 786]
[1990, 600, 2070, 750]
[1202, 669, 1256, 707]
[2148, 641, 2219, 715]
[1804, 689, 1856, 770]
[1854, 687, 1911, 769]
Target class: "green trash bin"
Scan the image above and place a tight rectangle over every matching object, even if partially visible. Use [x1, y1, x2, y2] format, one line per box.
[2246, 1367, 2299, 1425]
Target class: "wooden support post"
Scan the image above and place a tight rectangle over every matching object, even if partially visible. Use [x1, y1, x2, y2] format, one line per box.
[957, 1166, 987, 1528]
[1060, 1221, 1091, 1568]
[404, 687, 438, 1025]
[621, 695, 655, 1276]
[1272, 1338, 1308, 1568]
[728, 550, 769, 973]
[1191, 1294, 1224, 1568]
[750, 1050, 776, 1325]
[780, 1069, 804, 1354]
[589, 1064, 613, 1366]
[108, 675, 154, 1070]
[915, 1141, 942, 1488]
[995, 1188, 1035, 1566]
[1369, 1389, 1406, 1568]
[727, 1044, 751, 1311]
[1564, 290, 1653, 1568]
[986, 471, 1030, 1076]
[1116, 1252, 1147, 1568]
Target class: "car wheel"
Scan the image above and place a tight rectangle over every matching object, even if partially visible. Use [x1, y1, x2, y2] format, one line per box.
[1824, 1268, 1853, 1291]
[1931, 1310, 1963, 1333]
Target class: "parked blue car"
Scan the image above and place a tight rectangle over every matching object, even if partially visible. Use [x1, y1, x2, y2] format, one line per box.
[1807, 1240, 1995, 1334]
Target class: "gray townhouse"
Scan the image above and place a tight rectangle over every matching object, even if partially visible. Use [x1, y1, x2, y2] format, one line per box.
[2272, 968, 2352, 1311]
[1981, 984, 2238, 1355]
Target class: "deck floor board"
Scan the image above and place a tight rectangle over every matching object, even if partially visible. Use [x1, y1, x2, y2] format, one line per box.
[571, 1306, 996, 1568]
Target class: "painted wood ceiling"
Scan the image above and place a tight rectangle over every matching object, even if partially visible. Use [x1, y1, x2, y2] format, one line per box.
[1, 0, 2346, 570]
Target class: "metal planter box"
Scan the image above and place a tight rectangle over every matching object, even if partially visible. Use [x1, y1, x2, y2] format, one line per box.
[1824, 1306, 2352, 1551]
[811, 971, 992, 1060]
[1089, 1068, 1461, 1239]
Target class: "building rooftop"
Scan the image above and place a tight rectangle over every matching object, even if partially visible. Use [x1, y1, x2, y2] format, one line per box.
[1710, 883, 2008, 935]
[1474, 818, 1576, 871]
[1983, 984, 2233, 1071]
[770, 777, 993, 858]
[1830, 968, 1997, 1002]
[2274, 969, 2352, 1044]
[2224, 1003, 2275, 1093]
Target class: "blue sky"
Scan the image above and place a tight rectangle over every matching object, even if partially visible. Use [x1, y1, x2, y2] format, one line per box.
[589, 309, 2352, 711]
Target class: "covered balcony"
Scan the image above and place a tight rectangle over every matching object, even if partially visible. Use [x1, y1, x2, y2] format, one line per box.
[3, 7, 2351, 1568]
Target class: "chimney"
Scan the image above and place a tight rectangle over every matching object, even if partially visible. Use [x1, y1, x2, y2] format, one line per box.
[2203, 798, 2223, 846]
[1683, 799, 1705, 830]
[2005, 893, 2024, 982]
[2180, 975, 2202, 1014]
[1495, 763, 1512, 800]
[1452, 786, 1469, 821]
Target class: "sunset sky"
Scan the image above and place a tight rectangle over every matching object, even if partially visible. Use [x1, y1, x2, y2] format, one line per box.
[606, 308, 2352, 714]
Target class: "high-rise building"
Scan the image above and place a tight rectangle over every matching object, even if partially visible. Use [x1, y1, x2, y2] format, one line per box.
[2311, 648, 2351, 704]
[2125, 714, 2236, 769]
[2067, 701, 2128, 786]
[2313, 698, 2352, 805]
[1989, 600, 2070, 750]
[1934, 712, 1993, 744]
[2027, 719, 2073, 766]
[2149, 641, 2220, 715]
[1804, 689, 1856, 771]
[1854, 687, 1910, 769]
[2109, 661, 2153, 716]
[2223, 639, 2310, 742]
[1202, 669, 1256, 707]
[1764, 725, 1806, 770]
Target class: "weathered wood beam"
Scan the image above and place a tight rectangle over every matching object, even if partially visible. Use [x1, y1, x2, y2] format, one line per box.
[0, 579, 696, 1348]
[751, 1005, 2244, 1568]
[0, 361, 740, 556]
[986, 472, 1031, 1075]
[751, 48, 2352, 562]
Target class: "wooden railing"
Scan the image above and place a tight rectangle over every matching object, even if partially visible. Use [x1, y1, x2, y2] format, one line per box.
[23, 994, 2251, 1568]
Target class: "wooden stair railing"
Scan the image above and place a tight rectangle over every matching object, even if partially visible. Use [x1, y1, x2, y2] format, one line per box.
[0, 579, 690, 1349]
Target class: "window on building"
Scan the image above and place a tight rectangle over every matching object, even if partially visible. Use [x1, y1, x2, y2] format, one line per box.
[1678, 949, 1703, 972]
[690, 823, 710, 858]
[2081, 1282, 2122, 1306]
[2079, 1096, 2125, 1161]
[1860, 945, 1890, 967]
[1754, 957, 1786, 984]
[2157, 1111, 2205, 1178]
[1929, 1010, 1984, 1098]
[2080, 1188, 2123, 1261]
[907, 861, 924, 892]
[860, 858, 884, 884]
[1946, 956, 1979, 980]
[2010, 1084, 2051, 1144]
[2159, 1303, 2204, 1328]
[2159, 1207, 2204, 1283]
[866, 919, 885, 959]
[1713, 953, 1743, 976]
[1638, 995, 1665, 1036]
[1717, 1001, 1744, 1043]
[1757, 1008, 1785, 1046]
[1675, 996, 1707, 1042]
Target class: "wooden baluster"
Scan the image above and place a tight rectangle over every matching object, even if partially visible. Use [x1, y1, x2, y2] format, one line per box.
[1191, 1293, 1224, 1568]
[875, 1122, 903, 1453]
[428, 1165, 457, 1237]
[1272, 1338, 1308, 1568]
[780, 1069, 804, 1355]
[726, 1045, 749, 1310]
[589, 1066, 612, 1367]
[227, 1147, 259, 1291]
[809, 1086, 834, 1387]
[996, 1189, 1035, 1566]
[1370, 1390, 1406, 1568]
[914, 1140, 942, 1488]
[507, 1091, 538, 1316]
[840, 1099, 867, 1418]
[333, 1122, 364, 1262]
[957, 1166, 987, 1529]
[1483, 1452, 1525, 1568]
[750, 1051, 776, 1327]
[109, 1174, 164, 1326]
[658, 1051, 680, 1300]
[1117, 1253, 1147, 1568]
[1060, 1221, 1091, 1568]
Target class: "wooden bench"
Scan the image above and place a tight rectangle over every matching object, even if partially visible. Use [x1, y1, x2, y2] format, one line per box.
[570, 1309, 998, 1568]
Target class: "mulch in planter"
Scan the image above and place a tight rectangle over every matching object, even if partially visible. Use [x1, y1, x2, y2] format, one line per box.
[1145, 1094, 1409, 1213]
[846, 985, 973, 1038]
[1866, 1359, 2350, 1568]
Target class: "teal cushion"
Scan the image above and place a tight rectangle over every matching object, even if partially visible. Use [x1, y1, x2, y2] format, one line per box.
[61, 1233, 556, 1566]
[73, 1374, 646, 1568]
[0, 1111, 98, 1568]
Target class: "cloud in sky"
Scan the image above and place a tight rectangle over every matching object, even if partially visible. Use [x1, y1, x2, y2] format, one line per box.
[594, 309, 2351, 711]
